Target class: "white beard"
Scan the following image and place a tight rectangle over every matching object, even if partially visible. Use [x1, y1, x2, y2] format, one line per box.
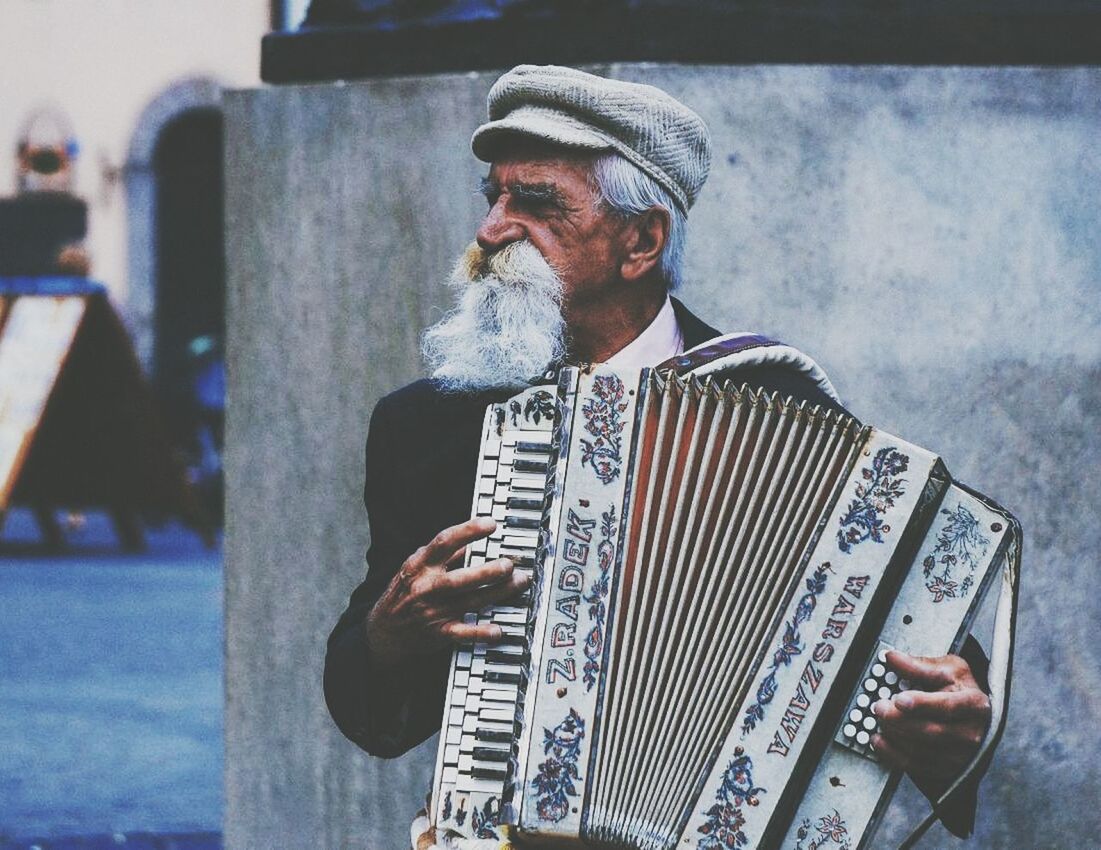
[422, 241, 567, 392]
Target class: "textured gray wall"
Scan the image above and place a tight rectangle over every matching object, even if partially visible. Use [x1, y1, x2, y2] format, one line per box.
[224, 66, 1101, 849]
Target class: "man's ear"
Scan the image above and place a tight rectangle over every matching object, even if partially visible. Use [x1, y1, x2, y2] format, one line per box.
[619, 206, 670, 283]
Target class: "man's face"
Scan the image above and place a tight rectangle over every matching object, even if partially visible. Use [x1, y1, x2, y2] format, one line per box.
[421, 145, 637, 392]
[476, 150, 627, 315]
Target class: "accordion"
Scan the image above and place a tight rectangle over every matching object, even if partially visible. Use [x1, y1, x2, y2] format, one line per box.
[429, 347, 1020, 849]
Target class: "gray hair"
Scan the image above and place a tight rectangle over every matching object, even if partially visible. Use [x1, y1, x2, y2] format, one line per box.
[590, 152, 688, 290]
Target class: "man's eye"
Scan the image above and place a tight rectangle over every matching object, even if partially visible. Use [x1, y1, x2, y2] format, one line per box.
[515, 195, 556, 213]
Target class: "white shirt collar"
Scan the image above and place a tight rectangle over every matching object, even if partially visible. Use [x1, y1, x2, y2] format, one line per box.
[604, 295, 684, 371]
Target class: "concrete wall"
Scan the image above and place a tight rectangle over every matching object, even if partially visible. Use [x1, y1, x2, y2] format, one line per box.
[224, 65, 1101, 849]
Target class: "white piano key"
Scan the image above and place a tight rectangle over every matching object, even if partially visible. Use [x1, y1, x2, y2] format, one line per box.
[506, 473, 544, 490]
[454, 773, 508, 795]
[478, 705, 514, 723]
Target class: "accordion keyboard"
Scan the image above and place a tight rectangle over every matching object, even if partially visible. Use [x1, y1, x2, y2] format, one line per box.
[432, 391, 556, 834]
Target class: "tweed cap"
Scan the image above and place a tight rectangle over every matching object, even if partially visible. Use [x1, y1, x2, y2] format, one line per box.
[471, 65, 712, 212]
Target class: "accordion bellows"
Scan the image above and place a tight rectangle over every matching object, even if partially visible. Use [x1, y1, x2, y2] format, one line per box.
[430, 365, 1019, 849]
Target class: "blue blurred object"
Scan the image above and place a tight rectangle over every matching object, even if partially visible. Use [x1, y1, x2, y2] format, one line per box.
[0, 276, 105, 297]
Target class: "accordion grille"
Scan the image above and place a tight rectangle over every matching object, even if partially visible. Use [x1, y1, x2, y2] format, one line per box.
[585, 373, 863, 847]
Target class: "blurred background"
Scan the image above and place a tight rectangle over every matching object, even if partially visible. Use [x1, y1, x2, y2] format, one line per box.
[0, 2, 279, 848]
[2, 2, 1099, 849]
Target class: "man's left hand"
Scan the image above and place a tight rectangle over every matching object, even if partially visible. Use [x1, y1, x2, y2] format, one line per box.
[871, 650, 990, 784]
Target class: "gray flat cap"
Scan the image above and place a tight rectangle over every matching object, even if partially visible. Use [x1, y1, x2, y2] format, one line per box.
[471, 64, 712, 213]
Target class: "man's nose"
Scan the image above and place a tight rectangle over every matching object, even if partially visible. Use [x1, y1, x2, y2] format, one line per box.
[476, 200, 525, 253]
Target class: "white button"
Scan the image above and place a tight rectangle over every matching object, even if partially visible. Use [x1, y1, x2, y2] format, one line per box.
[878, 686, 892, 700]
[885, 671, 899, 685]
[849, 709, 863, 723]
[856, 694, 871, 708]
[856, 730, 871, 745]
[863, 716, 877, 731]
[878, 649, 889, 663]
[871, 663, 886, 678]
[864, 678, 877, 692]
[843, 723, 857, 738]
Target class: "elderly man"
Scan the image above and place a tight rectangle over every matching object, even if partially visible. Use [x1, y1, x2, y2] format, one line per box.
[324, 65, 991, 840]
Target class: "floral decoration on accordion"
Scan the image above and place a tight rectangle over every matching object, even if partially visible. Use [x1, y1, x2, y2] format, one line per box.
[742, 562, 832, 733]
[922, 503, 990, 603]
[794, 809, 851, 850]
[582, 505, 617, 690]
[532, 708, 586, 822]
[498, 390, 556, 432]
[471, 796, 501, 838]
[696, 747, 763, 849]
[836, 447, 909, 553]
[579, 374, 628, 485]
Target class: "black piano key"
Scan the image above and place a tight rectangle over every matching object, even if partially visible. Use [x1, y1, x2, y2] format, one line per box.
[496, 632, 528, 647]
[471, 766, 509, 782]
[485, 649, 530, 666]
[501, 553, 535, 568]
[515, 441, 551, 454]
[475, 728, 515, 744]
[506, 497, 543, 511]
[485, 670, 524, 686]
[504, 515, 541, 530]
[473, 746, 512, 763]
[513, 459, 549, 474]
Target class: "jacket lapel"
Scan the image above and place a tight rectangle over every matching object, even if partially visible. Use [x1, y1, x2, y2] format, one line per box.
[671, 296, 722, 350]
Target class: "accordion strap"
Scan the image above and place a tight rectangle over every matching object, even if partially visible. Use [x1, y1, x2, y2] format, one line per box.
[898, 526, 1022, 849]
[658, 332, 842, 403]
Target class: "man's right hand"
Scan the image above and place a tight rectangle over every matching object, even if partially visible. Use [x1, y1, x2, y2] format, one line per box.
[364, 516, 530, 668]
